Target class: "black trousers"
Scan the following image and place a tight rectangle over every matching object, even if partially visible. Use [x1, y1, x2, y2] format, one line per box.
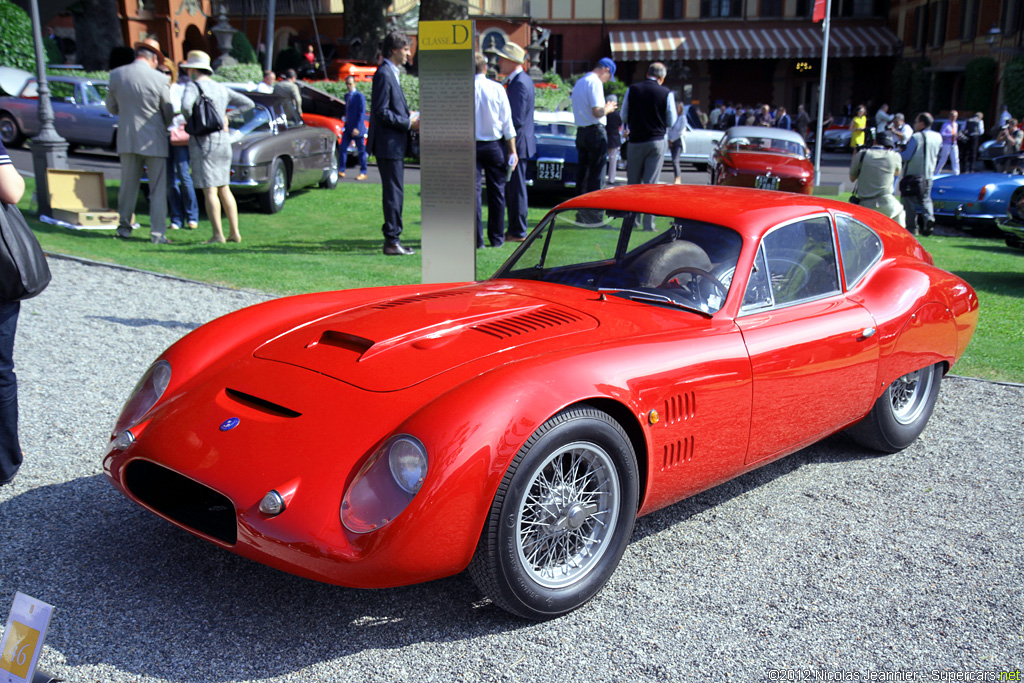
[378, 156, 405, 245]
[476, 139, 508, 247]
[575, 125, 608, 224]
[0, 301, 21, 483]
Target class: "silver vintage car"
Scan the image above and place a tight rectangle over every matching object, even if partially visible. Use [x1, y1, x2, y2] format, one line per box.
[0, 66, 116, 150]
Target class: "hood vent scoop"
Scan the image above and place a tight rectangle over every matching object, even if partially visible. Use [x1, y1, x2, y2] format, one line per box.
[372, 290, 470, 310]
[225, 388, 302, 418]
[472, 307, 584, 340]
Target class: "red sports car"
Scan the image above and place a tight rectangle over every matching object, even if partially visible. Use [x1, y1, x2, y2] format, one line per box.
[103, 186, 978, 620]
[711, 126, 814, 194]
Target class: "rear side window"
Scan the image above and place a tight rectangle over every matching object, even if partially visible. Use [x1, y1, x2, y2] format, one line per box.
[836, 214, 883, 289]
[757, 216, 841, 306]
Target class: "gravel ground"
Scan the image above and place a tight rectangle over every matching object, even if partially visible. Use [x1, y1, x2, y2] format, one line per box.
[1, 256, 1021, 683]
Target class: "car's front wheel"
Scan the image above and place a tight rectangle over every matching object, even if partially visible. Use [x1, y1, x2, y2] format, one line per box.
[847, 364, 943, 453]
[0, 113, 25, 148]
[258, 158, 288, 213]
[320, 146, 340, 189]
[469, 406, 638, 620]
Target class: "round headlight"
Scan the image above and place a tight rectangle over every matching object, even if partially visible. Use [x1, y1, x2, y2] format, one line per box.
[388, 437, 427, 494]
[112, 360, 171, 436]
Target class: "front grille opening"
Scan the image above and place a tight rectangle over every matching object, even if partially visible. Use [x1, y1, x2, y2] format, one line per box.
[125, 460, 238, 545]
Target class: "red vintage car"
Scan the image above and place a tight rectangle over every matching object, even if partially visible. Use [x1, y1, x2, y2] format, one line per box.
[102, 186, 977, 620]
[711, 125, 814, 194]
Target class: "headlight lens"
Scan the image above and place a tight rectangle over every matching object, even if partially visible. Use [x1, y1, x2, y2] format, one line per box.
[341, 435, 428, 534]
[112, 360, 171, 437]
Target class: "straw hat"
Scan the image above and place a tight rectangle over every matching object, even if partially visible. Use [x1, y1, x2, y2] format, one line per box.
[133, 37, 165, 63]
[180, 50, 213, 74]
[501, 42, 526, 64]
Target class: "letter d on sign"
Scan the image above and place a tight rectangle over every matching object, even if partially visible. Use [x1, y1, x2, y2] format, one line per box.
[452, 23, 469, 46]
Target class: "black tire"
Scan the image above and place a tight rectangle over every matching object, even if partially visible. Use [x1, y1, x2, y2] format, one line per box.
[258, 158, 287, 214]
[320, 146, 340, 189]
[0, 113, 25, 148]
[1005, 236, 1024, 250]
[468, 406, 639, 620]
[846, 364, 943, 453]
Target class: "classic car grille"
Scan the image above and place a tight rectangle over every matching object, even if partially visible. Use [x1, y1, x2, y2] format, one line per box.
[664, 391, 696, 425]
[124, 460, 237, 545]
[537, 161, 563, 181]
[372, 290, 469, 310]
[472, 307, 583, 340]
[663, 436, 695, 470]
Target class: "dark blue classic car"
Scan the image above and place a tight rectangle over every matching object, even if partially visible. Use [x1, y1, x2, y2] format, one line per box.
[525, 111, 578, 195]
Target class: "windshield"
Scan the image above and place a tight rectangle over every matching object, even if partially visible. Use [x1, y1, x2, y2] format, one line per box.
[493, 209, 743, 315]
[228, 104, 273, 142]
[725, 136, 806, 156]
[536, 121, 577, 137]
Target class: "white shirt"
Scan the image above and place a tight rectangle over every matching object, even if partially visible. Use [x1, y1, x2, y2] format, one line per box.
[893, 122, 914, 145]
[474, 73, 514, 142]
[256, 81, 275, 93]
[571, 71, 606, 127]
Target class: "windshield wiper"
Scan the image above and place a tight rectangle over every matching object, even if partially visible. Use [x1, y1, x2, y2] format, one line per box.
[597, 288, 712, 318]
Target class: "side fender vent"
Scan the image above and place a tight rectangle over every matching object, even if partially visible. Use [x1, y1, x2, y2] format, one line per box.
[663, 391, 696, 425]
[472, 307, 583, 340]
[372, 290, 468, 310]
[225, 388, 302, 418]
[662, 436, 695, 470]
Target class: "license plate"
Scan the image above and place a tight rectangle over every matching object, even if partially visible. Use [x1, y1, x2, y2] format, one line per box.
[538, 161, 563, 181]
[933, 200, 946, 210]
[755, 175, 780, 190]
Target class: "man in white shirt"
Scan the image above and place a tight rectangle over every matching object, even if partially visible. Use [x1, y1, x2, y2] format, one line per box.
[474, 52, 517, 248]
[891, 113, 913, 149]
[571, 58, 617, 206]
[256, 70, 276, 93]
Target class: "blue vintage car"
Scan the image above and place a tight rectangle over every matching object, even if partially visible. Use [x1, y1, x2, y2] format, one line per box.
[525, 111, 578, 195]
[930, 170, 1024, 230]
[0, 66, 115, 150]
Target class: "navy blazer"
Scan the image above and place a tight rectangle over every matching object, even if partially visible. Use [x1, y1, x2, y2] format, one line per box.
[368, 61, 411, 160]
[345, 89, 367, 136]
[506, 70, 536, 158]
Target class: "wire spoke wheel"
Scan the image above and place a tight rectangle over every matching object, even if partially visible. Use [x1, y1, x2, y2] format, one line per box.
[516, 442, 620, 589]
[888, 367, 935, 425]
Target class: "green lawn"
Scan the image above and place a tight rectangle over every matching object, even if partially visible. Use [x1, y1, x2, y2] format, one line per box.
[23, 178, 1024, 383]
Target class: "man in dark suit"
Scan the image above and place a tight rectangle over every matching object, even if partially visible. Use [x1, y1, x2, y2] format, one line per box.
[499, 41, 535, 242]
[339, 74, 368, 180]
[105, 38, 174, 244]
[368, 31, 418, 256]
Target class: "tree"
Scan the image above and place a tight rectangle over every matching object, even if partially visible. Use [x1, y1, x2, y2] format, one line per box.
[343, 0, 389, 63]
[231, 31, 258, 64]
[963, 58, 996, 115]
[1004, 57, 1024, 121]
[68, 0, 123, 71]
[0, 0, 42, 72]
[420, 0, 468, 20]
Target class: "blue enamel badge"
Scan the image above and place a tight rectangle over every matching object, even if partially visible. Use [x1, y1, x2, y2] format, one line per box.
[220, 417, 240, 431]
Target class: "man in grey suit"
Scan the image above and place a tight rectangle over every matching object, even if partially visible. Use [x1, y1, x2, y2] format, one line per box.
[106, 38, 174, 243]
[368, 31, 419, 256]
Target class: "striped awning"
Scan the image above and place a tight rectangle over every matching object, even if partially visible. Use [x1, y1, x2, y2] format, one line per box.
[609, 26, 901, 61]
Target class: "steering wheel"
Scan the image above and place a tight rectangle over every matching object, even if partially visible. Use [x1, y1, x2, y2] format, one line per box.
[657, 266, 728, 297]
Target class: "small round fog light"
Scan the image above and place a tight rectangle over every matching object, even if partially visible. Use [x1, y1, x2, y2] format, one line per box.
[259, 490, 285, 516]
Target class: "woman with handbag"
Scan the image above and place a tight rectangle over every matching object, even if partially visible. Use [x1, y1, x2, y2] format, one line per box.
[180, 50, 254, 243]
[0, 139, 28, 485]
[161, 59, 199, 231]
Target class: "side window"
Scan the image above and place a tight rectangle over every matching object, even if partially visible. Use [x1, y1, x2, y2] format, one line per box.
[761, 216, 841, 306]
[49, 82, 76, 103]
[836, 214, 883, 289]
[741, 244, 772, 311]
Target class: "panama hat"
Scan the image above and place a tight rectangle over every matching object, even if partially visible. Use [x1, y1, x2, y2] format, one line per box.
[133, 37, 165, 63]
[180, 50, 213, 74]
[501, 42, 527, 64]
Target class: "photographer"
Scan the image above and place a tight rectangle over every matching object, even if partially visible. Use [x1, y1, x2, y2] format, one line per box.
[995, 118, 1022, 172]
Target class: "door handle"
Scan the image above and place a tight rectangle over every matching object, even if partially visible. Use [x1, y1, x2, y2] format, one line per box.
[859, 327, 876, 340]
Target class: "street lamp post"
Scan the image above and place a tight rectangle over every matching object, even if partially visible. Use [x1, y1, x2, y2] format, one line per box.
[28, 0, 69, 216]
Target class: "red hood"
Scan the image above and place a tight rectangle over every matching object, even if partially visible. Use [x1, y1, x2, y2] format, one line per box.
[719, 150, 812, 177]
[254, 286, 599, 392]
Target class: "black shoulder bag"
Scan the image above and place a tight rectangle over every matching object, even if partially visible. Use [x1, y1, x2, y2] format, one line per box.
[184, 82, 223, 137]
[899, 133, 927, 198]
[0, 202, 51, 301]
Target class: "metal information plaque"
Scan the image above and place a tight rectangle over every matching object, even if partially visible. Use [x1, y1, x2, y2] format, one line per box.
[418, 20, 476, 284]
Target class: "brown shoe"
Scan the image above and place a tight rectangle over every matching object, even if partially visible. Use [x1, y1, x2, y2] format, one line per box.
[339, 172, 346, 178]
[356, 173, 367, 180]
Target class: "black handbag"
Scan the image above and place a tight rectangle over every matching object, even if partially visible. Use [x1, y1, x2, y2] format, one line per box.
[899, 175, 924, 198]
[0, 201, 51, 301]
[184, 82, 223, 137]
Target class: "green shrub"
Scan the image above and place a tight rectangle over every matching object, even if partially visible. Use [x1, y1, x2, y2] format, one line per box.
[230, 32, 258, 64]
[0, 0, 42, 72]
[1004, 56, 1024, 120]
[213, 62, 262, 84]
[963, 58, 996, 115]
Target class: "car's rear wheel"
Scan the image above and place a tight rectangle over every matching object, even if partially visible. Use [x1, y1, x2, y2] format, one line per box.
[258, 158, 287, 213]
[0, 113, 25, 148]
[1005, 236, 1024, 250]
[469, 406, 638, 620]
[847, 364, 943, 453]
[320, 146, 339, 189]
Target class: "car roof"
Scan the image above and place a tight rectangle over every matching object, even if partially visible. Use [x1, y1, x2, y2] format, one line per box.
[555, 185, 851, 240]
[725, 126, 807, 144]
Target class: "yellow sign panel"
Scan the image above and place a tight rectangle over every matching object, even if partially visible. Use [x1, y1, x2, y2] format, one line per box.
[419, 21, 473, 51]
[0, 621, 40, 679]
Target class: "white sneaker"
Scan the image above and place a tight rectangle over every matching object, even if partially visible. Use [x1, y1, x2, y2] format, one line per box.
[170, 223, 181, 230]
